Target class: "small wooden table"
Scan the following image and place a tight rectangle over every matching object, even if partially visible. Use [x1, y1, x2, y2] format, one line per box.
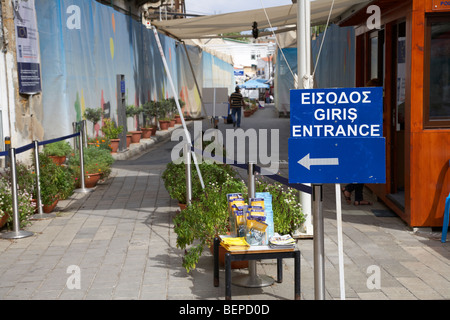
[213, 237, 301, 300]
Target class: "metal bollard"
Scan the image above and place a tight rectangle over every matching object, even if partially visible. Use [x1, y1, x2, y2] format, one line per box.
[83, 120, 88, 149]
[4, 137, 11, 168]
[0, 148, 34, 239]
[74, 121, 93, 194]
[72, 122, 79, 151]
[184, 144, 192, 206]
[30, 141, 56, 220]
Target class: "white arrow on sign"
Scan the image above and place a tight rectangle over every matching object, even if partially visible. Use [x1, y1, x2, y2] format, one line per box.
[298, 154, 340, 170]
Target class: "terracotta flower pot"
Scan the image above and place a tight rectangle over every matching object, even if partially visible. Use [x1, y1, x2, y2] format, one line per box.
[110, 139, 120, 153]
[175, 115, 182, 124]
[244, 110, 252, 117]
[85, 173, 102, 188]
[0, 213, 9, 228]
[169, 119, 176, 127]
[159, 120, 170, 131]
[141, 128, 152, 139]
[151, 126, 157, 135]
[130, 131, 142, 144]
[126, 134, 132, 148]
[43, 199, 58, 214]
[49, 155, 66, 166]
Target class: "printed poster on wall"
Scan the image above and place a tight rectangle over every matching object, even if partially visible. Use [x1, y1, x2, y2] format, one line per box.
[13, 0, 42, 94]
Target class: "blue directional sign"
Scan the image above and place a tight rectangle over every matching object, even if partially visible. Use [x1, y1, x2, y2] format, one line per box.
[289, 137, 386, 184]
[289, 87, 386, 184]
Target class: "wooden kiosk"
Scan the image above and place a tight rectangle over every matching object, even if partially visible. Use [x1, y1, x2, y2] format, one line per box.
[339, 0, 450, 227]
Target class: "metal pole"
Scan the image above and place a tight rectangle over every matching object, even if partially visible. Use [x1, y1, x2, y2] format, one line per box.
[313, 184, 325, 300]
[0, 148, 34, 239]
[72, 122, 79, 151]
[297, 0, 313, 239]
[151, 25, 205, 190]
[232, 162, 274, 288]
[83, 120, 88, 148]
[335, 184, 346, 300]
[74, 121, 93, 194]
[30, 141, 56, 220]
[185, 144, 192, 206]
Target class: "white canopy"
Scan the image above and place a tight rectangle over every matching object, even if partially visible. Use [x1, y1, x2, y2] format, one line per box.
[152, 0, 371, 40]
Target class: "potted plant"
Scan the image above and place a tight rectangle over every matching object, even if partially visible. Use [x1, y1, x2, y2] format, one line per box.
[175, 99, 186, 124]
[84, 107, 104, 137]
[169, 160, 305, 273]
[168, 98, 177, 127]
[43, 140, 73, 165]
[129, 131, 142, 144]
[158, 99, 171, 131]
[172, 172, 247, 273]
[255, 177, 306, 235]
[126, 133, 132, 147]
[38, 154, 68, 213]
[101, 118, 123, 153]
[244, 103, 252, 117]
[142, 101, 158, 135]
[68, 145, 114, 188]
[126, 105, 143, 142]
[162, 159, 236, 207]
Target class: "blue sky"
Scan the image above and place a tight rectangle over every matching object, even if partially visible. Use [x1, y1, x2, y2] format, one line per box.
[184, 0, 293, 16]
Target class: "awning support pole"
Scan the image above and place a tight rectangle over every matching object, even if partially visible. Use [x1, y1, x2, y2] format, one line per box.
[151, 25, 205, 189]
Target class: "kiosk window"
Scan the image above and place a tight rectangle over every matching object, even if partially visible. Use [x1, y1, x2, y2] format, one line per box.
[425, 16, 450, 128]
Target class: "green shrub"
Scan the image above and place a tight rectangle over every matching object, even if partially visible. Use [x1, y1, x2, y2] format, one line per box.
[43, 140, 72, 157]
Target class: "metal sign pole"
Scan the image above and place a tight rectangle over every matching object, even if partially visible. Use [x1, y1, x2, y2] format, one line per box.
[335, 184, 346, 300]
[0, 148, 34, 239]
[312, 184, 325, 300]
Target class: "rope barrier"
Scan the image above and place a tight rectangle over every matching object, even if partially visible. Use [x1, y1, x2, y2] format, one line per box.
[0, 132, 81, 158]
[38, 132, 80, 147]
[0, 125, 84, 240]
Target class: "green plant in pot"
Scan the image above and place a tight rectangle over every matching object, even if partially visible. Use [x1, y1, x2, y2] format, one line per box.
[68, 145, 114, 185]
[43, 140, 72, 165]
[38, 153, 73, 208]
[84, 107, 104, 137]
[255, 177, 305, 235]
[162, 159, 236, 206]
[142, 101, 159, 135]
[173, 173, 247, 273]
[101, 118, 123, 153]
[126, 105, 143, 119]
[102, 118, 123, 140]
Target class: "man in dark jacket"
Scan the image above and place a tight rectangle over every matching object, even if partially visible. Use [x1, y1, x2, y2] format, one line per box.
[229, 86, 248, 128]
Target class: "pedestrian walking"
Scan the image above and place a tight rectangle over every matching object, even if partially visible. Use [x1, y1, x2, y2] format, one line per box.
[229, 86, 248, 128]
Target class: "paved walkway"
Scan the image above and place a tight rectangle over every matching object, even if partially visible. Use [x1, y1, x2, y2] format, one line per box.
[0, 106, 449, 300]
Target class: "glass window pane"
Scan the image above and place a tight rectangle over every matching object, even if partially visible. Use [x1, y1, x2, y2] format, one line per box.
[429, 21, 450, 119]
